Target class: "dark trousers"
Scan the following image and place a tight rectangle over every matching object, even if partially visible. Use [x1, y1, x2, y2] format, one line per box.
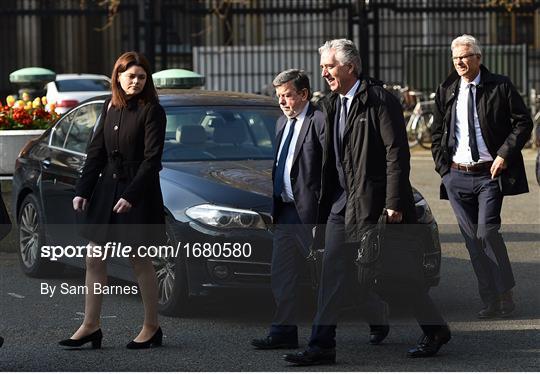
[269, 202, 311, 340]
[442, 168, 515, 305]
[308, 215, 447, 350]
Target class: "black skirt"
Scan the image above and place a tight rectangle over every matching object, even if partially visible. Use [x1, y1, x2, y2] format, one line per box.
[77, 167, 166, 249]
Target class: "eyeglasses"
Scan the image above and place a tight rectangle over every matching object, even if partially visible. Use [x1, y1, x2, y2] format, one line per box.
[452, 53, 478, 62]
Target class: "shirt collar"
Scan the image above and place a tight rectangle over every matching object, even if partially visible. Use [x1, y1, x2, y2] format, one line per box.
[290, 101, 309, 123]
[340, 79, 360, 102]
[460, 71, 481, 89]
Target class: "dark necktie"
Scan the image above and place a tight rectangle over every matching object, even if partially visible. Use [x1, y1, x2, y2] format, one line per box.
[273, 118, 296, 197]
[467, 84, 480, 162]
[337, 96, 348, 151]
[339, 97, 348, 141]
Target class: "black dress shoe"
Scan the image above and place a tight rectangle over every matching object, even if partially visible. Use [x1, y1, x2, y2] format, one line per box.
[477, 301, 499, 319]
[126, 327, 163, 349]
[407, 326, 451, 358]
[59, 329, 102, 349]
[0, 336, 3, 348]
[369, 324, 390, 345]
[498, 290, 515, 318]
[283, 348, 336, 366]
[251, 336, 298, 350]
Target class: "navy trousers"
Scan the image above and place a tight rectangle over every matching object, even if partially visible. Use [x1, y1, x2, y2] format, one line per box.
[442, 168, 515, 305]
[308, 215, 447, 350]
[269, 202, 311, 340]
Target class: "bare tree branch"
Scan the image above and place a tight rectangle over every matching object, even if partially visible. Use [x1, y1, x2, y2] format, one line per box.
[80, 0, 121, 31]
[468, 0, 534, 12]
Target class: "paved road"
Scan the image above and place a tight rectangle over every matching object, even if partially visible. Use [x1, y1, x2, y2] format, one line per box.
[0, 152, 538, 371]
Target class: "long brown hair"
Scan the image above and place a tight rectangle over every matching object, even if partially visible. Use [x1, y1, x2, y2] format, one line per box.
[110, 51, 158, 108]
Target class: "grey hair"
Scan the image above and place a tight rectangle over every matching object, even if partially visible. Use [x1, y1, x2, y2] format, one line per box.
[318, 38, 362, 75]
[272, 69, 311, 98]
[451, 34, 482, 56]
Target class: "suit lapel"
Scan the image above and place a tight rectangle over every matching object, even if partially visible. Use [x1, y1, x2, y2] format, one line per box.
[291, 104, 314, 166]
[475, 82, 487, 138]
[342, 80, 364, 141]
[274, 116, 288, 160]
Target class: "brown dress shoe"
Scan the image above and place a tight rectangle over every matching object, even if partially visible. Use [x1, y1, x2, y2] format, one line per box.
[498, 290, 515, 318]
[477, 301, 499, 319]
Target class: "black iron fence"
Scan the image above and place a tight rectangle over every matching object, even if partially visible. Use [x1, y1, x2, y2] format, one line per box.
[0, 0, 539, 104]
[403, 44, 529, 94]
[158, 0, 352, 94]
[369, 0, 540, 97]
[0, 0, 141, 98]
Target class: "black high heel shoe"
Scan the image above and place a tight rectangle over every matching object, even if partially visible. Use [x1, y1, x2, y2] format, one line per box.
[59, 329, 102, 349]
[126, 327, 163, 349]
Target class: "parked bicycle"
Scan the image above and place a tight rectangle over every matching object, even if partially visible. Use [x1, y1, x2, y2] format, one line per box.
[383, 85, 436, 149]
[406, 99, 435, 149]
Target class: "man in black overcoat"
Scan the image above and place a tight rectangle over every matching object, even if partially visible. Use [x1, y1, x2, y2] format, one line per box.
[284, 39, 451, 366]
[431, 34, 533, 319]
[252, 69, 388, 351]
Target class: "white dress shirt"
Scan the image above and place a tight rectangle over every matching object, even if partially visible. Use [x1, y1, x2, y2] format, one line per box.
[452, 72, 493, 164]
[340, 79, 361, 114]
[275, 102, 310, 202]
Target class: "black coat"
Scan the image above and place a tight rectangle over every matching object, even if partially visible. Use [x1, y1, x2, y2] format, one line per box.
[431, 65, 533, 199]
[75, 98, 167, 246]
[271, 103, 325, 226]
[0, 183, 11, 241]
[315, 77, 417, 246]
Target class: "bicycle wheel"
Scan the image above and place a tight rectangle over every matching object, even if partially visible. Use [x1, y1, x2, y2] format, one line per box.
[406, 115, 420, 148]
[417, 113, 433, 149]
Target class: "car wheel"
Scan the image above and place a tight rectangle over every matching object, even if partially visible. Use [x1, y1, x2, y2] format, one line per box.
[17, 193, 64, 277]
[154, 216, 191, 316]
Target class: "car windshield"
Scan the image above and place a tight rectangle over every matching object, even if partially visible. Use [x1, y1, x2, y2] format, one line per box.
[55, 79, 111, 92]
[162, 106, 279, 162]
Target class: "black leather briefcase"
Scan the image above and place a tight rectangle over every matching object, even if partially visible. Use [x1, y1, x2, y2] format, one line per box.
[356, 209, 424, 288]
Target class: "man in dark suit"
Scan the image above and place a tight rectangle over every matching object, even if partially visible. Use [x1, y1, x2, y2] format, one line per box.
[431, 35, 533, 319]
[252, 69, 389, 351]
[284, 39, 450, 366]
[250, 69, 325, 350]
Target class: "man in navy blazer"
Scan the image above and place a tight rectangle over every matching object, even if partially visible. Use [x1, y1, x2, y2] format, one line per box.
[251, 69, 325, 349]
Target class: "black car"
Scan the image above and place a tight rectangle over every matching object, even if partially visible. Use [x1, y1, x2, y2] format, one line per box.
[12, 90, 442, 316]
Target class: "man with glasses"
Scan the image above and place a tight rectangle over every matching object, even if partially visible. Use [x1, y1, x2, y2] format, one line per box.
[431, 35, 533, 319]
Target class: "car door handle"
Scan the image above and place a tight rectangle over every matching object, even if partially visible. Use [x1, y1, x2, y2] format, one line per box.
[42, 158, 51, 169]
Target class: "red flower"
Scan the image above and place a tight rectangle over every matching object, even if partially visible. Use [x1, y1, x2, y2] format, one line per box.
[12, 108, 33, 126]
[0, 97, 59, 130]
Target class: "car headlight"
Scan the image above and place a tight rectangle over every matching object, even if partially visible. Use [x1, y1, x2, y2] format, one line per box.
[415, 198, 434, 224]
[185, 204, 267, 230]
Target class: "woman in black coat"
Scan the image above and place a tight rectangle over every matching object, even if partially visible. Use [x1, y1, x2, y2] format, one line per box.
[59, 52, 166, 350]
